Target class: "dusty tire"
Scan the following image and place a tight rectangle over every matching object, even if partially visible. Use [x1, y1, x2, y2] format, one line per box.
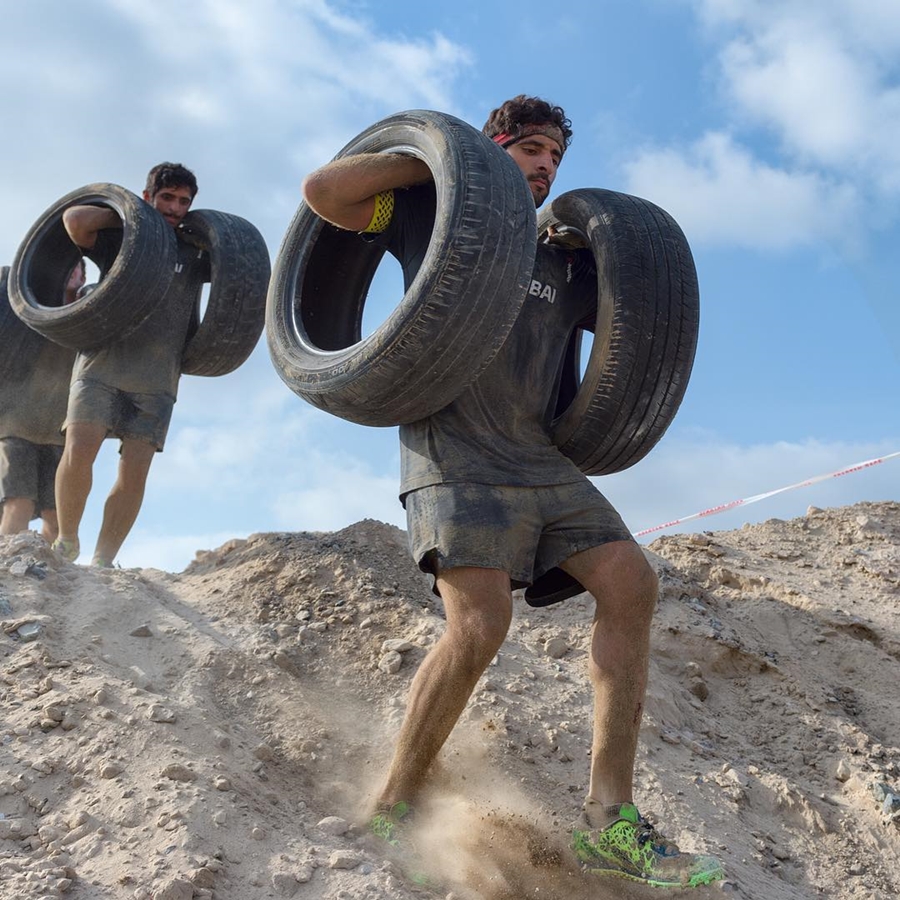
[266, 109, 537, 426]
[8, 183, 177, 351]
[0, 266, 45, 382]
[539, 189, 699, 475]
[178, 210, 271, 377]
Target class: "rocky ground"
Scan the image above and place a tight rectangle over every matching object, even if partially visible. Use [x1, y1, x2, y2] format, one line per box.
[0, 501, 898, 899]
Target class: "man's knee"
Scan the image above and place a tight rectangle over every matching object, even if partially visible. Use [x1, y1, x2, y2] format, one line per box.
[616, 544, 658, 599]
[63, 423, 106, 463]
[455, 603, 511, 659]
[118, 439, 157, 474]
[437, 566, 513, 659]
[0, 498, 35, 534]
[565, 541, 658, 619]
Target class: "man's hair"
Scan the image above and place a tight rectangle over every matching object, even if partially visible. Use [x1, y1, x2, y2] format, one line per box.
[145, 162, 198, 199]
[482, 95, 573, 150]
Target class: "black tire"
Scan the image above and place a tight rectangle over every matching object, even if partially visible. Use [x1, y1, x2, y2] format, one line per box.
[538, 189, 699, 475]
[0, 266, 45, 382]
[266, 109, 537, 426]
[178, 210, 271, 377]
[8, 183, 177, 351]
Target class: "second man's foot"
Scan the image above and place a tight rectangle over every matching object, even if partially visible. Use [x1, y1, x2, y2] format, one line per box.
[51, 536, 80, 562]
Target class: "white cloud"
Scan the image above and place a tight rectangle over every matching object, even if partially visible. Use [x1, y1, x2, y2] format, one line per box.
[697, 0, 900, 56]
[128, 372, 401, 543]
[621, 1, 900, 250]
[103, 0, 470, 122]
[0, 0, 472, 264]
[622, 131, 860, 250]
[156, 393, 317, 494]
[692, 0, 900, 191]
[722, 31, 870, 164]
[625, 0, 900, 256]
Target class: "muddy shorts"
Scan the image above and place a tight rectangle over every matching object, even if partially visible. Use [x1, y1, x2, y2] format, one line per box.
[0, 436, 63, 515]
[64, 378, 174, 451]
[405, 479, 635, 590]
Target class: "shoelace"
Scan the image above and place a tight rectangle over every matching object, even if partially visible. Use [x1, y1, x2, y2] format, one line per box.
[634, 815, 675, 852]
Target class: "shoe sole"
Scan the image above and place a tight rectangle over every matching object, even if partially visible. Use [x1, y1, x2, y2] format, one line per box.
[582, 862, 725, 889]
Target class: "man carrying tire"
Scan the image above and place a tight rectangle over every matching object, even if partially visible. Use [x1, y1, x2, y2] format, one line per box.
[53, 162, 203, 567]
[302, 96, 724, 889]
[0, 261, 84, 542]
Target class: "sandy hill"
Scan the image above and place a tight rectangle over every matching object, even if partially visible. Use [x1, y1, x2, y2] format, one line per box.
[0, 501, 898, 899]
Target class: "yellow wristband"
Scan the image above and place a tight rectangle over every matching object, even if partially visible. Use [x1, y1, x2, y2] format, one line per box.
[362, 190, 394, 234]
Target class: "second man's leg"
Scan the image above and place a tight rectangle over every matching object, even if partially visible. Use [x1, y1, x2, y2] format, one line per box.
[39, 508, 60, 544]
[55, 421, 107, 558]
[0, 498, 35, 535]
[92, 438, 157, 566]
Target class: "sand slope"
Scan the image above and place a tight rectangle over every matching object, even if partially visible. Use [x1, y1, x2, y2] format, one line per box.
[1, 501, 898, 899]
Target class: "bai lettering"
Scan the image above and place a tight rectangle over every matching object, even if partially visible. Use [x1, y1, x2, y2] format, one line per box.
[528, 279, 557, 304]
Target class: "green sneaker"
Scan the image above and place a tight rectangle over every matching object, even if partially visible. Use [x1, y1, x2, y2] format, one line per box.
[369, 801, 412, 848]
[51, 537, 79, 562]
[369, 801, 429, 886]
[572, 802, 724, 889]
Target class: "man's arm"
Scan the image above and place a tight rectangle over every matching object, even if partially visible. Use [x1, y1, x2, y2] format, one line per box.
[302, 153, 432, 232]
[62, 205, 120, 250]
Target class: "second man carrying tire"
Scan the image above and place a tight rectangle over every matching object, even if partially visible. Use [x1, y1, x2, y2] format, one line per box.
[53, 162, 205, 567]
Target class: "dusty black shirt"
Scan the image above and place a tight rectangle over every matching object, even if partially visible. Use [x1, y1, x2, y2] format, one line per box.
[375, 184, 596, 497]
[0, 339, 75, 445]
[72, 230, 206, 397]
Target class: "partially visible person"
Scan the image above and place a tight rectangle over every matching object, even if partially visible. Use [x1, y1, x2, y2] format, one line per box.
[0, 260, 84, 542]
[54, 162, 204, 566]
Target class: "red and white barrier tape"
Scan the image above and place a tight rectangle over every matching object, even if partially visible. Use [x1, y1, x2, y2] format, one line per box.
[634, 450, 900, 539]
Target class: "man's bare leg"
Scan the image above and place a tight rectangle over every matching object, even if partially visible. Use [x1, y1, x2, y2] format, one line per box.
[377, 565, 513, 808]
[0, 498, 35, 535]
[561, 541, 658, 808]
[92, 438, 156, 565]
[55, 422, 107, 556]
[564, 542, 725, 886]
[39, 509, 60, 544]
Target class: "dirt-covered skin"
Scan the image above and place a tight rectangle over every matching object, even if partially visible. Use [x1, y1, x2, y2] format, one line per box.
[0, 502, 897, 898]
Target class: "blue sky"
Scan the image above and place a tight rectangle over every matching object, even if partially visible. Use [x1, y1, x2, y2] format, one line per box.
[1, 0, 897, 570]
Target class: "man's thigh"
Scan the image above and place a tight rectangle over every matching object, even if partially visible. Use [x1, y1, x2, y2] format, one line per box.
[560, 539, 657, 611]
[118, 437, 158, 479]
[0, 437, 40, 507]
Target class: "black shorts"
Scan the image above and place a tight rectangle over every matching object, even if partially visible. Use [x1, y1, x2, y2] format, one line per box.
[405, 479, 634, 590]
[64, 378, 174, 450]
[0, 436, 63, 515]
